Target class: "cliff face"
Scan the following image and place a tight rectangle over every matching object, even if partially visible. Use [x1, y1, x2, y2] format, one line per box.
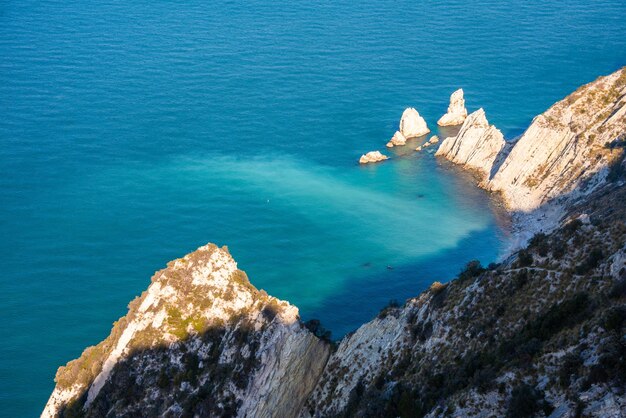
[437, 67, 626, 214]
[45, 70, 626, 418]
[43, 244, 330, 418]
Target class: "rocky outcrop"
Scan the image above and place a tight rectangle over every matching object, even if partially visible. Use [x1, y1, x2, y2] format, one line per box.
[435, 108, 506, 180]
[400, 107, 430, 138]
[428, 135, 439, 144]
[359, 151, 389, 164]
[43, 244, 330, 418]
[487, 67, 626, 212]
[437, 89, 468, 126]
[386, 131, 407, 147]
[436, 67, 626, 217]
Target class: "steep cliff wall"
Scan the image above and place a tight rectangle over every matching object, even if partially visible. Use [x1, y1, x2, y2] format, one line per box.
[43, 244, 330, 418]
[437, 67, 626, 214]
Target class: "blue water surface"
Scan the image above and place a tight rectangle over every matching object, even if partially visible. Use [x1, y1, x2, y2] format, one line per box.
[1, 0, 625, 415]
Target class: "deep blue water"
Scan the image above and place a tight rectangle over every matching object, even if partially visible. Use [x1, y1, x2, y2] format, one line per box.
[1, 0, 625, 415]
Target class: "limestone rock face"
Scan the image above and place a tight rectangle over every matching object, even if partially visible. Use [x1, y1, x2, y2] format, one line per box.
[437, 88, 468, 126]
[487, 67, 626, 212]
[400, 107, 430, 138]
[43, 244, 330, 418]
[386, 130, 407, 147]
[359, 151, 389, 164]
[435, 108, 506, 179]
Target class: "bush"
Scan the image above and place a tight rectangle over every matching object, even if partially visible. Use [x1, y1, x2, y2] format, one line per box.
[458, 260, 485, 282]
[506, 384, 552, 418]
[378, 299, 400, 319]
[575, 248, 604, 274]
[529, 233, 549, 257]
[304, 319, 332, 342]
[517, 250, 533, 267]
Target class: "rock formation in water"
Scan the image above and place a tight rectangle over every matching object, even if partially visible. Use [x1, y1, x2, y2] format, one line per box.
[386, 131, 407, 147]
[435, 108, 506, 179]
[45, 68, 626, 418]
[359, 151, 389, 164]
[43, 245, 330, 418]
[437, 89, 468, 126]
[400, 107, 430, 138]
[437, 67, 626, 216]
[428, 135, 439, 144]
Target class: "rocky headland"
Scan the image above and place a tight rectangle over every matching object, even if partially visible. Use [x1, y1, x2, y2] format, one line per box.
[45, 68, 626, 418]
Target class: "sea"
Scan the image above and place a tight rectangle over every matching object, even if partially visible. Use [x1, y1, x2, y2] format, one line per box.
[1, 0, 625, 415]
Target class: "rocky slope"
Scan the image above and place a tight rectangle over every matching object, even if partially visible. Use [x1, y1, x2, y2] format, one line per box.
[45, 69, 626, 418]
[43, 244, 330, 418]
[437, 67, 626, 216]
[304, 183, 626, 417]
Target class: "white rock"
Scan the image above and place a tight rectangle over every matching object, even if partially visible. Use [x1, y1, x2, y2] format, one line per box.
[435, 108, 506, 180]
[359, 151, 389, 164]
[386, 130, 406, 147]
[400, 107, 430, 138]
[428, 135, 439, 144]
[487, 67, 626, 212]
[415, 146, 422, 151]
[437, 89, 468, 126]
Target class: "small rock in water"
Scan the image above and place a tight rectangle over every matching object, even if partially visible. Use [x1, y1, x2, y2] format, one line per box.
[359, 151, 389, 164]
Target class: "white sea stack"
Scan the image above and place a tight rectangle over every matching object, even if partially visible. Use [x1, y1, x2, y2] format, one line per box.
[386, 130, 407, 148]
[435, 108, 506, 180]
[423, 142, 430, 148]
[359, 151, 389, 164]
[428, 135, 439, 144]
[415, 146, 422, 151]
[399, 108, 430, 138]
[437, 89, 468, 126]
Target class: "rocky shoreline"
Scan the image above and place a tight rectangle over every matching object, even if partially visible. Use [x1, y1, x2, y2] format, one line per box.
[44, 67, 626, 418]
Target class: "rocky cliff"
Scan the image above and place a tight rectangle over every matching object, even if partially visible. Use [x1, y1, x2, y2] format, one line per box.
[45, 70, 626, 418]
[435, 108, 507, 179]
[43, 244, 330, 418]
[437, 67, 626, 215]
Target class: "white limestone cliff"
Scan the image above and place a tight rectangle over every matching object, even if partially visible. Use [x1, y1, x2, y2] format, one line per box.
[437, 88, 468, 126]
[400, 107, 430, 138]
[43, 244, 330, 418]
[386, 130, 406, 147]
[359, 151, 389, 164]
[487, 67, 626, 212]
[435, 108, 506, 180]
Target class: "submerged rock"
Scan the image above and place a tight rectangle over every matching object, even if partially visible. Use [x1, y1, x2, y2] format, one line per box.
[437, 88, 468, 126]
[400, 107, 430, 138]
[386, 130, 406, 147]
[359, 151, 389, 164]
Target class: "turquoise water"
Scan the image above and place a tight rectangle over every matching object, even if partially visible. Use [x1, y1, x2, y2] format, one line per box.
[1, 0, 625, 415]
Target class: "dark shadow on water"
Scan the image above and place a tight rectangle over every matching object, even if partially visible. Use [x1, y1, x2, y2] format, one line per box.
[305, 226, 506, 339]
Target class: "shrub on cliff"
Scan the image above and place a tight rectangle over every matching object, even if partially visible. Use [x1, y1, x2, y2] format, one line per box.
[458, 260, 485, 283]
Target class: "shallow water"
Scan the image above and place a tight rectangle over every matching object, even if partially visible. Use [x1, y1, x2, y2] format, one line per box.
[1, 0, 625, 415]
